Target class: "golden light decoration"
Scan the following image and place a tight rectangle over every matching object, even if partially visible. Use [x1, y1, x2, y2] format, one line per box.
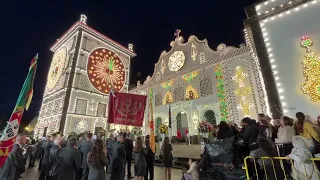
[232, 66, 252, 116]
[300, 36, 320, 102]
[163, 91, 173, 105]
[185, 85, 199, 100]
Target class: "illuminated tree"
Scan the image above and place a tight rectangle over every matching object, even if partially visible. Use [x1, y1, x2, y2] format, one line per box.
[300, 36, 320, 102]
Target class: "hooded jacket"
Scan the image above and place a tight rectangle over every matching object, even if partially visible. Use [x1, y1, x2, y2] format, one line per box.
[289, 136, 320, 180]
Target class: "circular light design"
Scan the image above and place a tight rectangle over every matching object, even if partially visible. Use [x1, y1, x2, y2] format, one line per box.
[75, 119, 88, 132]
[46, 46, 67, 92]
[168, 51, 185, 72]
[87, 48, 125, 94]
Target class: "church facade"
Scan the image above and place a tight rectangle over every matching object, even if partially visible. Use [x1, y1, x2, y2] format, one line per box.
[129, 32, 269, 137]
[34, 15, 135, 137]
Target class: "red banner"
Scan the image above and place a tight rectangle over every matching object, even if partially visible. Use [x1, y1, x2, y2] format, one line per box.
[108, 92, 147, 127]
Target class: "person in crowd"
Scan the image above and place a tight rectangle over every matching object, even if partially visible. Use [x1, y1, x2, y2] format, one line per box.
[57, 137, 81, 180]
[37, 137, 46, 171]
[109, 134, 126, 180]
[133, 137, 147, 180]
[185, 129, 190, 145]
[123, 132, 134, 179]
[144, 135, 155, 180]
[182, 158, 199, 180]
[48, 137, 62, 180]
[106, 133, 115, 167]
[39, 135, 54, 180]
[249, 137, 284, 180]
[288, 136, 320, 180]
[78, 133, 93, 180]
[60, 136, 67, 148]
[78, 136, 84, 147]
[217, 121, 234, 139]
[258, 118, 273, 141]
[263, 115, 278, 141]
[0, 134, 27, 180]
[294, 112, 320, 153]
[242, 117, 258, 143]
[161, 137, 173, 180]
[87, 139, 108, 180]
[275, 116, 295, 143]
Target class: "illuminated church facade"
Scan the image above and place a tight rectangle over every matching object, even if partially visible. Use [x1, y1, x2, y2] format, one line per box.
[35, 15, 136, 137]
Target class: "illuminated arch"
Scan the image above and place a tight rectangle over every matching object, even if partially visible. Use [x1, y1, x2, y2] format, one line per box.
[163, 91, 173, 105]
[185, 85, 199, 100]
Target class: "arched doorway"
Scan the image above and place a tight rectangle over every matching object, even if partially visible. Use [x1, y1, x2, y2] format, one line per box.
[176, 112, 188, 141]
[204, 110, 216, 125]
[155, 117, 162, 142]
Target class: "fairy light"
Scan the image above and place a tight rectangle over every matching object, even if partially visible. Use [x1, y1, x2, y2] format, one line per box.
[163, 91, 173, 105]
[185, 85, 199, 100]
[258, 0, 318, 114]
[244, 28, 271, 115]
[300, 36, 320, 102]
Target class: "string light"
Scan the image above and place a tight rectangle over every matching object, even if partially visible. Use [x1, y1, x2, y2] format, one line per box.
[163, 91, 173, 105]
[258, 0, 318, 114]
[161, 79, 174, 89]
[185, 85, 199, 100]
[182, 71, 198, 82]
[232, 66, 253, 116]
[215, 64, 229, 121]
[300, 36, 320, 102]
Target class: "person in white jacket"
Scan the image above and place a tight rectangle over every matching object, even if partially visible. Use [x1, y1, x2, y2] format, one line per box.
[275, 116, 295, 143]
[288, 136, 320, 180]
[183, 159, 199, 180]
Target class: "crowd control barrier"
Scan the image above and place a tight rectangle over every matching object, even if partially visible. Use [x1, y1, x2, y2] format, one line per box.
[242, 156, 320, 180]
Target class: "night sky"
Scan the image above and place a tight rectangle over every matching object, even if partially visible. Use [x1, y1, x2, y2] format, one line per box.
[0, 0, 257, 122]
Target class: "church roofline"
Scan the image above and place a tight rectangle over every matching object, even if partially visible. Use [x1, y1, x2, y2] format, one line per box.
[130, 35, 250, 92]
[50, 18, 136, 57]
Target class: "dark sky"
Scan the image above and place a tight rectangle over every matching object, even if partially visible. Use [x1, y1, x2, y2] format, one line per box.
[0, 0, 257, 120]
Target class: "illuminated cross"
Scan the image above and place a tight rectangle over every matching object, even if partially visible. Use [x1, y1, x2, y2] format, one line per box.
[80, 14, 87, 24]
[174, 29, 181, 39]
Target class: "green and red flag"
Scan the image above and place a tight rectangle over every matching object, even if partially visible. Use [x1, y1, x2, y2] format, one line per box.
[0, 54, 38, 167]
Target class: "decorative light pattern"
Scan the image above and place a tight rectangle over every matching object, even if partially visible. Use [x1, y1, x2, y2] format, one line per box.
[161, 79, 174, 89]
[300, 36, 320, 102]
[47, 46, 67, 92]
[163, 91, 173, 105]
[75, 119, 88, 132]
[199, 52, 205, 64]
[182, 71, 198, 82]
[232, 66, 253, 116]
[259, 0, 319, 113]
[191, 43, 197, 61]
[161, 59, 166, 75]
[87, 48, 125, 94]
[185, 85, 199, 100]
[215, 64, 229, 121]
[168, 51, 185, 72]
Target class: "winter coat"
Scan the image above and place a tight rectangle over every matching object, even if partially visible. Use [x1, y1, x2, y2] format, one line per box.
[289, 136, 320, 180]
[78, 140, 93, 169]
[0, 144, 25, 180]
[275, 125, 295, 143]
[186, 161, 199, 180]
[56, 146, 81, 180]
[87, 151, 108, 180]
[48, 145, 61, 176]
[243, 123, 258, 143]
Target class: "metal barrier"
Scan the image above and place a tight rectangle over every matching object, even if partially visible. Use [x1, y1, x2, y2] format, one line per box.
[242, 156, 320, 180]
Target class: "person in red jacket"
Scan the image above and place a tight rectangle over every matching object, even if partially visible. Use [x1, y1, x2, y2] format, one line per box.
[177, 129, 182, 139]
[185, 129, 190, 145]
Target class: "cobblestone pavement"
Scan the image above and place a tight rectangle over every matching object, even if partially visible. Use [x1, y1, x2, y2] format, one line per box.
[21, 163, 182, 180]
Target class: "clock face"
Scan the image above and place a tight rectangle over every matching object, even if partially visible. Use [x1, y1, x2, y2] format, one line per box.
[168, 51, 185, 72]
[87, 48, 126, 94]
[46, 46, 67, 92]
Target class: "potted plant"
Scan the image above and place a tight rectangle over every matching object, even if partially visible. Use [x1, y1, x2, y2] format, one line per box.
[158, 124, 169, 141]
[198, 121, 213, 138]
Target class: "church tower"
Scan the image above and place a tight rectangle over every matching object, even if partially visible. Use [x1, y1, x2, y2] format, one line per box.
[35, 15, 136, 137]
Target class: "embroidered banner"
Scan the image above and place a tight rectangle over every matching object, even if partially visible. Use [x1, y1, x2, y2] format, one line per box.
[108, 92, 147, 127]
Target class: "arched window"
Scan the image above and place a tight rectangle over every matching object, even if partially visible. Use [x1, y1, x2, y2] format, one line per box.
[204, 110, 216, 125]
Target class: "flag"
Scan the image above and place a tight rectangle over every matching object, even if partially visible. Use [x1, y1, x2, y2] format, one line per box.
[148, 89, 156, 153]
[0, 54, 38, 168]
[168, 104, 172, 128]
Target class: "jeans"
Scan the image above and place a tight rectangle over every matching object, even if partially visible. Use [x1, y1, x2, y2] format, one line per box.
[184, 173, 194, 180]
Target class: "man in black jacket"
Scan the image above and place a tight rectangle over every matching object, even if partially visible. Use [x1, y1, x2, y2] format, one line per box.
[144, 135, 155, 180]
[39, 135, 54, 180]
[123, 132, 133, 179]
[78, 133, 93, 180]
[48, 137, 62, 180]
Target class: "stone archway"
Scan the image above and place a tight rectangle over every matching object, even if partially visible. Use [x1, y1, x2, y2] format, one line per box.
[171, 102, 191, 136]
[176, 112, 189, 139]
[197, 103, 220, 124]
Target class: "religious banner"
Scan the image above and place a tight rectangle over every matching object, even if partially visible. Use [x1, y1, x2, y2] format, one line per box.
[0, 54, 38, 167]
[108, 92, 147, 126]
